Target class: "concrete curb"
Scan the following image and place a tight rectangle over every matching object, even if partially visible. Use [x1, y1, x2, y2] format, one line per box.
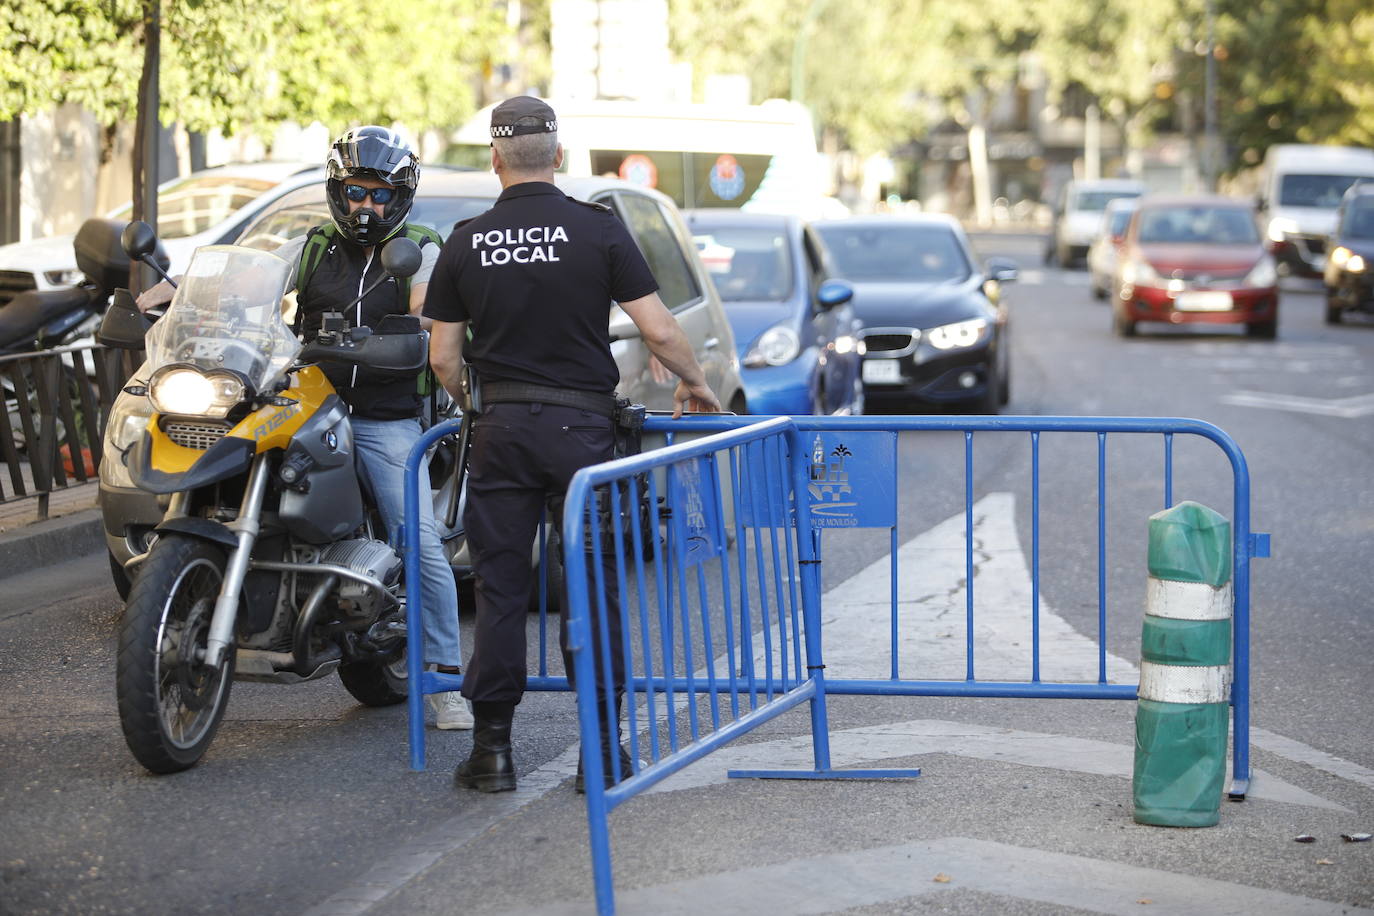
[0, 508, 105, 581]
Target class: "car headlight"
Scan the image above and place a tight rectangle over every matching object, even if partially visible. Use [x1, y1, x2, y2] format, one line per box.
[101, 390, 154, 489]
[926, 318, 990, 350]
[1120, 258, 1162, 287]
[1267, 217, 1298, 243]
[148, 366, 245, 418]
[1243, 256, 1278, 288]
[743, 324, 801, 367]
[833, 335, 858, 355]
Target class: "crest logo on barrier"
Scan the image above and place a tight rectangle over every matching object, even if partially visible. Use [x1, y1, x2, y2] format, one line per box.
[669, 455, 724, 566]
[738, 431, 898, 530]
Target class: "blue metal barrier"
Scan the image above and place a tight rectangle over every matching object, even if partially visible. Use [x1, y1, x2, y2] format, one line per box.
[404, 414, 1268, 915]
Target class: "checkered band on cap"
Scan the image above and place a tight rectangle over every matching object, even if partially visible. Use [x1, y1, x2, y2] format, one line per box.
[490, 120, 557, 138]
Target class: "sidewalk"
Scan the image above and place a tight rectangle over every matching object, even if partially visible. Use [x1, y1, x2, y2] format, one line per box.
[0, 481, 104, 579]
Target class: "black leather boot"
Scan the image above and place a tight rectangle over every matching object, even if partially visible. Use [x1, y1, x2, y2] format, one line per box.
[575, 692, 633, 793]
[454, 701, 516, 793]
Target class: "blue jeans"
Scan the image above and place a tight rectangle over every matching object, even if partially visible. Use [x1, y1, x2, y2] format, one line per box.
[351, 416, 462, 668]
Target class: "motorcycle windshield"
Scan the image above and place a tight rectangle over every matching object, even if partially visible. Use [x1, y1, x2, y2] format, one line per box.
[144, 245, 302, 390]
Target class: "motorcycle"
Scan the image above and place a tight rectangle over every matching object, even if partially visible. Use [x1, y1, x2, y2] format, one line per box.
[100, 220, 429, 774]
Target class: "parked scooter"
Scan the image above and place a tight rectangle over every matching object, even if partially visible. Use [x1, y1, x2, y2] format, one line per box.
[0, 219, 166, 356]
[100, 221, 430, 774]
[1, 220, 167, 451]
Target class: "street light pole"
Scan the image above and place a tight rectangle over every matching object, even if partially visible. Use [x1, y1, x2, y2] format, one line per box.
[1203, 0, 1217, 191]
[790, 0, 829, 107]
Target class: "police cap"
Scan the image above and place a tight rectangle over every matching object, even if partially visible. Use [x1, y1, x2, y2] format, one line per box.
[490, 96, 558, 139]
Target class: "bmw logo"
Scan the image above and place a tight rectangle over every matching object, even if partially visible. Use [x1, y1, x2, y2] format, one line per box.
[324, 430, 338, 450]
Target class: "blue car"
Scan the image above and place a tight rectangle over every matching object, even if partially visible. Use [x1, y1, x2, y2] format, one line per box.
[686, 209, 863, 415]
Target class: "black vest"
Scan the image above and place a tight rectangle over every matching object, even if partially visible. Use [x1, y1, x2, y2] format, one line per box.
[297, 232, 421, 421]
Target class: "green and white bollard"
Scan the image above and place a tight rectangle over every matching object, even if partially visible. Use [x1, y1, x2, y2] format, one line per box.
[1133, 500, 1232, 827]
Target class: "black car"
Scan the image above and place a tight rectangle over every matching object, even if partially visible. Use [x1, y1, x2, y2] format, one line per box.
[813, 215, 1016, 413]
[1322, 182, 1374, 324]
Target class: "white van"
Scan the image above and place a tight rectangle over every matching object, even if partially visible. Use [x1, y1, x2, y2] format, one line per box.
[443, 98, 835, 218]
[1258, 144, 1374, 276]
[1045, 178, 1147, 267]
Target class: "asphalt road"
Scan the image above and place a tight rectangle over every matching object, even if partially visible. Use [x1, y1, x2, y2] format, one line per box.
[1, 231, 1370, 915]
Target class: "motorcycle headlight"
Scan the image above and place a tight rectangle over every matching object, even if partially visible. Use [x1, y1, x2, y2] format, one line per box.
[148, 366, 245, 418]
[1243, 256, 1278, 288]
[1330, 246, 1352, 268]
[101, 390, 154, 489]
[743, 324, 801, 367]
[926, 318, 990, 350]
[1349, 254, 1367, 273]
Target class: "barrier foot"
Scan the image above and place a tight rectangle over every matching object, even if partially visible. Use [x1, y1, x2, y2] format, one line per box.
[727, 768, 921, 780]
[1226, 775, 1249, 801]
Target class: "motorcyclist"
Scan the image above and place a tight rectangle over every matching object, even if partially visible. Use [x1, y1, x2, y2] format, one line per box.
[138, 127, 471, 730]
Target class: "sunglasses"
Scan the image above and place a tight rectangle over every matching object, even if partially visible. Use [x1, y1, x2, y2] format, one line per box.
[343, 183, 396, 205]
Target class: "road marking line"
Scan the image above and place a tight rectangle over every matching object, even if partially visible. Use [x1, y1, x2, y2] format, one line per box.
[635, 718, 1345, 811]
[1220, 390, 1374, 418]
[505, 836, 1372, 916]
[1252, 727, 1374, 791]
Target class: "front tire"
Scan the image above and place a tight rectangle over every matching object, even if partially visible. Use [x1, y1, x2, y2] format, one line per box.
[338, 653, 409, 706]
[116, 535, 235, 774]
[1325, 292, 1343, 324]
[1113, 308, 1137, 337]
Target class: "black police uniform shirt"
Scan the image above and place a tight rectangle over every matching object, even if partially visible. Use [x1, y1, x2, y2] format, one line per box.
[422, 181, 658, 395]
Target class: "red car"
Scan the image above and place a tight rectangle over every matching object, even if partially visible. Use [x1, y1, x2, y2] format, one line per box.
[1112, 195, 1279, 338]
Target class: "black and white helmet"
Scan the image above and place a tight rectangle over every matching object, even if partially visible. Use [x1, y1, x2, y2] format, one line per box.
[325, 126, 420, 246]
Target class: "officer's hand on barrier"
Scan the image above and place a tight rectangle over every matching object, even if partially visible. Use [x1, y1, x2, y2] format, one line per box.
[672, 379, 721, 418]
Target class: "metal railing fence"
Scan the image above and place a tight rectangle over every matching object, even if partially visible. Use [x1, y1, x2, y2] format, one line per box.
[0, 343, 138, 517]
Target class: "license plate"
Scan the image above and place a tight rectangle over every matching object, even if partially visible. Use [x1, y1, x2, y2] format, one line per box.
[1175, 291, 1233, 312]
[862, 359, 903, 384]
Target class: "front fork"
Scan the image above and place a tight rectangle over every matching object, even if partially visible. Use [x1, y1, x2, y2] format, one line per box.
[202, 454, 272, 669]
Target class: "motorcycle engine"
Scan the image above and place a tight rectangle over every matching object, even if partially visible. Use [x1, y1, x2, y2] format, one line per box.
[315, 538, 403, 617]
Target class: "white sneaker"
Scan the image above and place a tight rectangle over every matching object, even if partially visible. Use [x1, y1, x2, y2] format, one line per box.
[427, 690, 474, 730]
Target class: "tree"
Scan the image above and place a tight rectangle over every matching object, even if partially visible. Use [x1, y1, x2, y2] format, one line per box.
[2, 0, 511, 154]
[1031, 0, 1185, 178]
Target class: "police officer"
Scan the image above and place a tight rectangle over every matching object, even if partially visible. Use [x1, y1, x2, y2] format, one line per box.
[425, 96, 720, 793]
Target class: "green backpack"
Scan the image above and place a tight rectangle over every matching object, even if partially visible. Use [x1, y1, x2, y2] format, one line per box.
[294, 221, 446, 399]
[295, 221, 444, 303]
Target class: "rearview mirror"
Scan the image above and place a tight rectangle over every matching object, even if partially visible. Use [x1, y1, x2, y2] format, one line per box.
[381, 237, 422, 279]
[986, 257, 1019, 284]
[816, 279, 854, 309]
[120, 221, 158, 260]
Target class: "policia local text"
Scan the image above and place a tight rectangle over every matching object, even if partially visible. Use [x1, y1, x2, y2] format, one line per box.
[471, 225, 570, 265]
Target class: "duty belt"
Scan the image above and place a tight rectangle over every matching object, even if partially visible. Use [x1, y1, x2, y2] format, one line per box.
[481, 381, 618, 419]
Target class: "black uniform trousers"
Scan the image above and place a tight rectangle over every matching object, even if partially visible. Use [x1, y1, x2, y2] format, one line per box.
[460, 401, 624, 706]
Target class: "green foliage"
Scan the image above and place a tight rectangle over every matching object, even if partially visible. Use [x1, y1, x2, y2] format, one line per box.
[0, 1, 143, 124]
[1213, 0, 1374, 164]
[1, 0, 509, 138]
[669, 0, 1372, 166]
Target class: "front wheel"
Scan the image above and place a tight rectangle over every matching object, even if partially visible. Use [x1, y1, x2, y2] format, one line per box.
[338, 652, 409, 706]
[1325, 293, 1343, 324]
[1112, 308, 1137, 337]
[115, 535, 235, 774]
